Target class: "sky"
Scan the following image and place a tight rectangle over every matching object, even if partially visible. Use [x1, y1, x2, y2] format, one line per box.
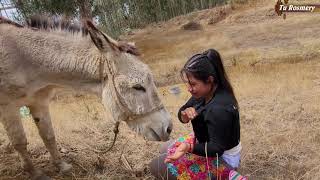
[0, 0, 17, 19]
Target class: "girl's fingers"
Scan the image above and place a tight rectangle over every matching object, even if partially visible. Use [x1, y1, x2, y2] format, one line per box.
[188, 111, 195, 119]
[182, 111, 190, 119]
[182, 108, 197, 120]
[164, 156, 174, 163]
[186, 108, 192, 116]
[191, 108, 197, 116]
[181, 111, 188, 120]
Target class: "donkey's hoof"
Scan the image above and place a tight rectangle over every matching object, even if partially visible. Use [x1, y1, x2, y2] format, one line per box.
[58, 161, 72, 174]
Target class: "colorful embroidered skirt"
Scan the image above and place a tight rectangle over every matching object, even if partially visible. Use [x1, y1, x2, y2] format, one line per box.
[166, 133, 247, 180]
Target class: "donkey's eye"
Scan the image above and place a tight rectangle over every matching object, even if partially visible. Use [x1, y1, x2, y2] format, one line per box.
[132, 84, 146, 92]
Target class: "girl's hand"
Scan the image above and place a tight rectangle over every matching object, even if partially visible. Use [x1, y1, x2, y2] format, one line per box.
[164, 143, 192, 163]
[181, 107, 198, 123]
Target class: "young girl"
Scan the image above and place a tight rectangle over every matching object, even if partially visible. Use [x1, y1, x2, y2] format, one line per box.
[149, 49, 246, 180]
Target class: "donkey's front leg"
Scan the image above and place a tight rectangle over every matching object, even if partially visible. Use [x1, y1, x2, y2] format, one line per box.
[29, 103, 72, 173]
[1, 105, 48, 180]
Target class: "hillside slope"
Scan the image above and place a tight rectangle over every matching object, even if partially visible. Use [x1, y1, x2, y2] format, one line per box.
[1, 1, 320, 179]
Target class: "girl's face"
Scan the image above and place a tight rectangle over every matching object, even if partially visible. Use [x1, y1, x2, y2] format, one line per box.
[183, 73, 213, 99]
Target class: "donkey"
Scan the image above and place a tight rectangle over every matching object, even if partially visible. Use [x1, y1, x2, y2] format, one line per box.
[0, 16, 172, 179]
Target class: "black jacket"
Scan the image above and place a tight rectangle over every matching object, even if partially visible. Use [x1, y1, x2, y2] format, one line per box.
[178, 87, 240, 157]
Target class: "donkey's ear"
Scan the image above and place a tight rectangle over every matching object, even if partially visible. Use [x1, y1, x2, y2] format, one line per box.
[86, 20, 117, 52]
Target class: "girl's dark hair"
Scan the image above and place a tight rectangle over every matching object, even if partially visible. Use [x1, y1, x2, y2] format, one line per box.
[181, 49, 239, 108]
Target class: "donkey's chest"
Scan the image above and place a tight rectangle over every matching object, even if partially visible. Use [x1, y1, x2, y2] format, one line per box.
[0, 68, 30, 102]
[0, 82, 27, 102]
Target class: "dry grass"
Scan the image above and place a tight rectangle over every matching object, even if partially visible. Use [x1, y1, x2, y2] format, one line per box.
[1, 1, 320, 179]
[229, 62, 320, 179]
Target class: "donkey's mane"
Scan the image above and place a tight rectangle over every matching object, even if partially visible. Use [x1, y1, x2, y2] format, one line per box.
[27, 15, 89, 36]
[0, 15, 140, 56]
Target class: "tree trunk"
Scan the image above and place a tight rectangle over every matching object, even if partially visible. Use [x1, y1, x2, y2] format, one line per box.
[76, 0, 92, 20]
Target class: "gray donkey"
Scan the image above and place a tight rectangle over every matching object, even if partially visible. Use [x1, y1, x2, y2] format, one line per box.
[0, 16, 172, 179]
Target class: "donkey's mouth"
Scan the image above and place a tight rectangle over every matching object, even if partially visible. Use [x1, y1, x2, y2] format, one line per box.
[149, 128, 162, 141]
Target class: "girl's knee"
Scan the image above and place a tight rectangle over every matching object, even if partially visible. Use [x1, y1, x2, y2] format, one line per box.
[149, 154, 176, 179]
[160, 139, 174, 154]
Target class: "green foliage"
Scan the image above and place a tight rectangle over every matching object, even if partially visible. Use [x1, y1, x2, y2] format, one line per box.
[12, 0, 229, 37]
[12, 0, 77, 17]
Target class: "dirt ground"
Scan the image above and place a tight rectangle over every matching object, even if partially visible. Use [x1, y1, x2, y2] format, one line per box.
[1, 0, 320, 179]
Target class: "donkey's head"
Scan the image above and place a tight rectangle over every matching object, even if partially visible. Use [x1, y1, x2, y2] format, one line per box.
[86, 21, 172, 141]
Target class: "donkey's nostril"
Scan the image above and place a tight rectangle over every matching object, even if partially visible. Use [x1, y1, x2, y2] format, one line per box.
[166, 126, 172, 134]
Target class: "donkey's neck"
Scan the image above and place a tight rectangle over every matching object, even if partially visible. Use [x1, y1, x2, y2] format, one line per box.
[1, 25, 110, 97]
[15, 27, 103, 81]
